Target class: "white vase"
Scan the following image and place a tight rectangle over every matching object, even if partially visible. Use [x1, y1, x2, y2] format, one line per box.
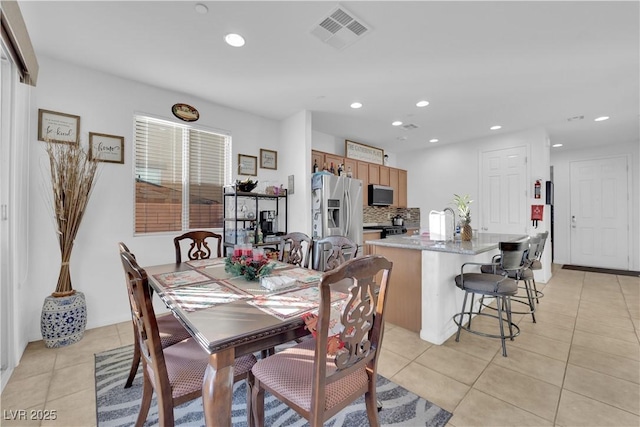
[40, 291, 87, 348]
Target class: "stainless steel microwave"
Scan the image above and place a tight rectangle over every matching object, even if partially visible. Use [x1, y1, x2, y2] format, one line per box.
[368, 184, 393, 206]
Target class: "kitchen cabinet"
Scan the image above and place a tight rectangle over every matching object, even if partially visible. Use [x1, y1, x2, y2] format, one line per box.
[362, 230, 382, 255]
[389, 168, 399, 207]
[399, 169, 407, 208]
[311, 149, 408, 208]
[368, 163, 380, 185]
[380, 166, 390, 186]
[343, 158, 357, 178]
[311, 150, 324, 171]
[357, 161, 369, 205]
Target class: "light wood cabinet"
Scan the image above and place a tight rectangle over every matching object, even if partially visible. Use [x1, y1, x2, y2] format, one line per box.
[368, 163, 380, 185]
[399, 169, 408, 208]
[380, 166, 390, 186]
[311, 149, 408, 207]
[362, 231, 382, 255]
[389, 167, 399, 207]
[357, 161, 369, 206]
[344, 158, 357, 178]
[311, 150, 324, 171]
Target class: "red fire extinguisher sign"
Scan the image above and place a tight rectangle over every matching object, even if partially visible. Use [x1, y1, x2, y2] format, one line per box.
[531, 204, 544, 228]
[534, 180, 541, 199]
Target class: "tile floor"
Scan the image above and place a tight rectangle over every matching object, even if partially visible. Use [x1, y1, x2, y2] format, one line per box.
[1, 265, 639, 426]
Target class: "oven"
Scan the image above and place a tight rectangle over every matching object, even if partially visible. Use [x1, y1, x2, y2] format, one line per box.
[364, 225, 407, 239]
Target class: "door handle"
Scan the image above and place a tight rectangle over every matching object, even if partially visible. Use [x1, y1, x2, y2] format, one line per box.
[571, 215, 576, 228]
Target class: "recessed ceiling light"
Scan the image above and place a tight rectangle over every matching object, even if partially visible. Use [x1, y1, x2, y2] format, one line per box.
[392, 121, 403, 126]
[350, 102, 362, 109]
[224, 33, 245, 47]
[490, 125, 502, 130]
[594, 116, 610, 122]
[429, 139, 438, 143]
[552, 143, 563, 148]
[194, 3, 208, 14]
[397, 136, 408, 141]
[416, 100, 429, 107]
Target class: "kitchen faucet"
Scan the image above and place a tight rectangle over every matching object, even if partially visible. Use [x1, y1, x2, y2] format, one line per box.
[443, 207, 456, 241]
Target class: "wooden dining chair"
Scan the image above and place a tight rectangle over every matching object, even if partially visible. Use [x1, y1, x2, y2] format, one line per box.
[174, 230, 223, 264]
[118, 242, 192, 389]
[278, 232, 313, 268]
[249, 255, 393, 427]
[312, 235, 358, 272]
[119, 250, 257, 427]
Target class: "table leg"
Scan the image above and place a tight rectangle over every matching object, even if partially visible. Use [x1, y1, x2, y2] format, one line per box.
[202, 347, 235, 427]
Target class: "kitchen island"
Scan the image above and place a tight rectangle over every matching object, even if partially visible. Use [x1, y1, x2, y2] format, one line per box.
[368, 232, 527, 345]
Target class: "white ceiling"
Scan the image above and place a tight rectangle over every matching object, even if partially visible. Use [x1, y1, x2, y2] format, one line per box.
[18, 1, 639, 154]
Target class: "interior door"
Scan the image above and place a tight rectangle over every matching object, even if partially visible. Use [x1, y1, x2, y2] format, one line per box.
[480, 146, 528, 234]
[570, 156, 629, 269]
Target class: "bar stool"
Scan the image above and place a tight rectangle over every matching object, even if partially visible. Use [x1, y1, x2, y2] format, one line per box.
[453, 241, 529, 357]
[480, 236, 539, 322]
[529, 231, 549, 303]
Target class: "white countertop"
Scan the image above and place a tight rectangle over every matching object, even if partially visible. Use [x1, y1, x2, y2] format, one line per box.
[366, 232, 528, 255]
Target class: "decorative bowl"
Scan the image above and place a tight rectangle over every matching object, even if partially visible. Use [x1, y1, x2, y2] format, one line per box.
[236, 180, 258, 192]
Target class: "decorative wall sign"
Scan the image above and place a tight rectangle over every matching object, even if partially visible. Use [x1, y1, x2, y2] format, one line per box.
[171, 103, 199, 122]
[38, 109, 80, 144]
[345, 139, 384, 165]
[89, 132, 124, 164]
[260, 149, 277, 170]
[238, 154, 257, 176]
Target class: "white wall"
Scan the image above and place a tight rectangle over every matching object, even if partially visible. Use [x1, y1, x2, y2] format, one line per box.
[551, 141, 639, 270]
[397, 128, 552, 281]
[24, 57, 295, 341]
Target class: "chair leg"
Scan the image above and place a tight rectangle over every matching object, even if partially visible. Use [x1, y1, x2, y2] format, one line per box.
[135, 373, 153, 427]
[251, 376, 265, 427]
[455, 290, 469, 342]
[496, 296, 508, 357]
[524, 278, 536, 323]
[125, 338, 141, 388]
[246, 375, 254, 427]
[364, 375, 381, 426]
[505, 297, 515, 341]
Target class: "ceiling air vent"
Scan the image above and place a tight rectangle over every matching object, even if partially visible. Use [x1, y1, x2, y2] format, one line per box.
[310, 6, 371, 50]
[402, 123, 419, 130]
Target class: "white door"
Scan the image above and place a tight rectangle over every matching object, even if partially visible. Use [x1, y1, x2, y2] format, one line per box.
[480, 146, 528, 234]
[570, 156, 629, 269]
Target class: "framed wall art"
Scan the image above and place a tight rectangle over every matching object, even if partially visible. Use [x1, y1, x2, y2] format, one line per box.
[238, 154, 257, 176]
[260, 149, 277, 170]
[38, 109, 80, 144]
[345, 139, 384, 165]
[89, 132, 124, 164]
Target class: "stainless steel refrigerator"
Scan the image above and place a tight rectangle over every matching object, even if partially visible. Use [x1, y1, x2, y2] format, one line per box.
[311, 173, 363, 270]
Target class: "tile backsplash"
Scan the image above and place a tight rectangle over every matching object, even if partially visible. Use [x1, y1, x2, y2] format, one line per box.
[363, 206, 420, 228]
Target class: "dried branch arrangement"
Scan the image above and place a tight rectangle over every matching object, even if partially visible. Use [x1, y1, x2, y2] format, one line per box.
[45, 141, 99, 296]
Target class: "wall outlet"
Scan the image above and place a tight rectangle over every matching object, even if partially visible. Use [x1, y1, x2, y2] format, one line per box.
[387, 213, 391, 219]
[406, 212, 411, 219]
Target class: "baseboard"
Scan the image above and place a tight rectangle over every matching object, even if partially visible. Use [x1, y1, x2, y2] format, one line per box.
[561, 265, 640, 277]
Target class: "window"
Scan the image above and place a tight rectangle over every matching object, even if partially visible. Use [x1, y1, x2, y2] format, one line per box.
[134, 115, 230, 234]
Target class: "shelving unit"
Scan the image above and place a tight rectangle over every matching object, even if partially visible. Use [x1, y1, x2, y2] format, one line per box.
[222, 185, 288, 255]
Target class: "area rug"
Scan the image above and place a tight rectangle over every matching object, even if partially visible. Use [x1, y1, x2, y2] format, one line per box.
[562, 264, 640, 277]
[95, 345, 452, 427]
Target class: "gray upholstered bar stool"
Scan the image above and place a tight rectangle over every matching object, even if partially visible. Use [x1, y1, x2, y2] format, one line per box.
[480, 236, 539, 323]
[454, 241, 529, 357]
[529, 231, 549, 303]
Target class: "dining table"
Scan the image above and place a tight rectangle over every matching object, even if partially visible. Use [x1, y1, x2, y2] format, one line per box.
[144, 256, 339, 427]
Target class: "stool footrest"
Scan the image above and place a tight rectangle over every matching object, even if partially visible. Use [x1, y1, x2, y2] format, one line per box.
[453, 311, 521, 340]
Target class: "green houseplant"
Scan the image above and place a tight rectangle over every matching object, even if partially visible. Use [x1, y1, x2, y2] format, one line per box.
[41, 140, 99, 347]
[453, 194, 473, 241]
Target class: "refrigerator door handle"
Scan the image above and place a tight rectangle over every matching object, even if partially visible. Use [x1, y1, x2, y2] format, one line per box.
[344, 189, 351, 237]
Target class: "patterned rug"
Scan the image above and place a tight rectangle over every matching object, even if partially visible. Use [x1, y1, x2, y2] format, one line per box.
[95, 345, 452, 427]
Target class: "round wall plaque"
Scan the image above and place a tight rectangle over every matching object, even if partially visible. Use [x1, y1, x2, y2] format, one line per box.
[172, 103, 199, 122]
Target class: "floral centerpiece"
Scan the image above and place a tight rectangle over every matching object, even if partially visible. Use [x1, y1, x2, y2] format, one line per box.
[225, 254, 274, 281]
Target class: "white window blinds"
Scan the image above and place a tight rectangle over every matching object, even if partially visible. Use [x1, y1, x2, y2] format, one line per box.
[134, 115, 229, 234]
